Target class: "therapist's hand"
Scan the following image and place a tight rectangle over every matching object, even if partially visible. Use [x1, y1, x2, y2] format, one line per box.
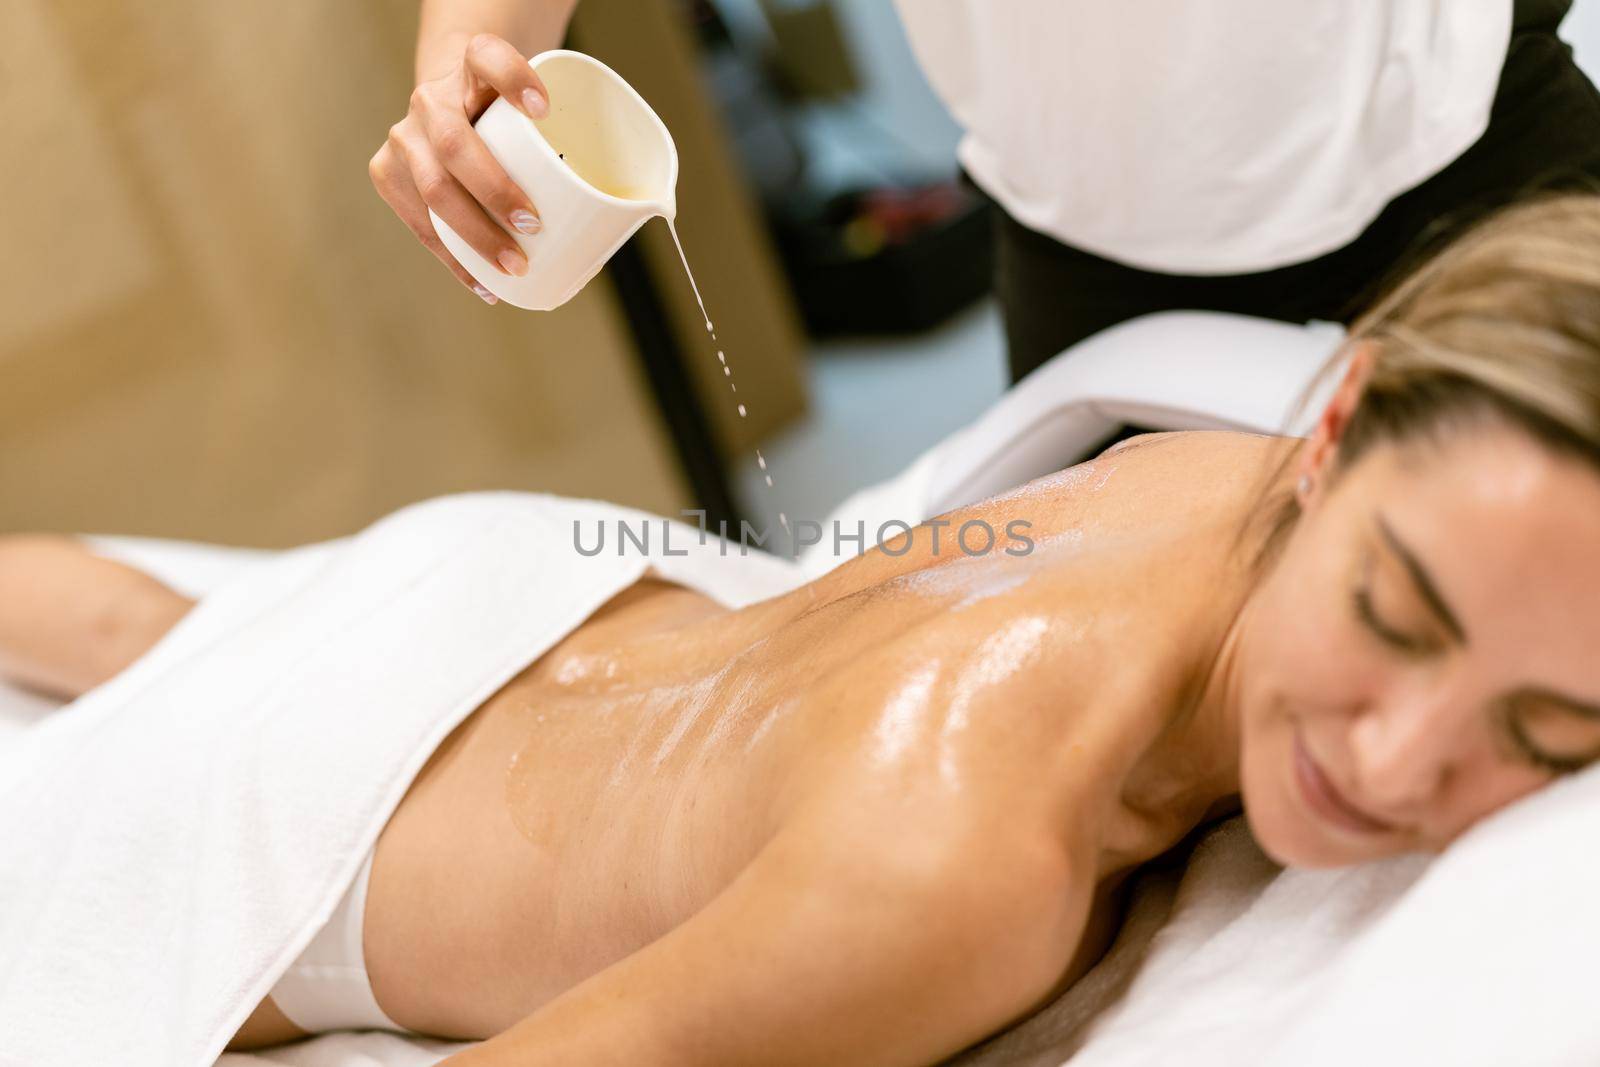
[369, 32, 551, 302]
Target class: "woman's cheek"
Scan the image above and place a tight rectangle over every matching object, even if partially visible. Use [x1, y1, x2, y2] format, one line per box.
[1268, 584, 1367, 705]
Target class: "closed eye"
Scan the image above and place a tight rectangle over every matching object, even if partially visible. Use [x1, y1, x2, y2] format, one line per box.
[1351, 584, 1428, 655]
[1505, 709, 1591, 776]
[1505, 699, 1600, 776]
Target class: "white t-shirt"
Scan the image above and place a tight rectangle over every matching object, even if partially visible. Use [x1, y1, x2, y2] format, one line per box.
[893, 1, 1513, 274]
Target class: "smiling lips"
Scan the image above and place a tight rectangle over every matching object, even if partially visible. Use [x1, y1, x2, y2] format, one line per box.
[1293, 733, 1398, 836]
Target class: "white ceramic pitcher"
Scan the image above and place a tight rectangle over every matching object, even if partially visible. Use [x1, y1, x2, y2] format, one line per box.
[431, 49, 678, 310]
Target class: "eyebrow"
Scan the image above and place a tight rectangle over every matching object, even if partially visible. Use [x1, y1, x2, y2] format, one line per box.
[1374, 515, 1468, 646]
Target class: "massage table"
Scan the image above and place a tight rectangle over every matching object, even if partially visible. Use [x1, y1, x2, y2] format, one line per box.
[5, 312, 1597, 1067]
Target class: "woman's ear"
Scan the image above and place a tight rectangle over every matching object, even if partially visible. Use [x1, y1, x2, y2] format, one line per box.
[1297, 340, 1377, 504]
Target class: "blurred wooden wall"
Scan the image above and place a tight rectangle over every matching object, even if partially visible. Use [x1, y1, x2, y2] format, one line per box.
[0, 0, 805, 546]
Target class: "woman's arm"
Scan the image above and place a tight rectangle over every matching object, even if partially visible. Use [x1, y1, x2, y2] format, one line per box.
[442, 818, 1087, 1067]
[0, 535, 193, 700]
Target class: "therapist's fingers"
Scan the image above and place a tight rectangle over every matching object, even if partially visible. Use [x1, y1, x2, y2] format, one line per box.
[414, 79, 543, 239]
[462, 33, 551, 122]
[369, 32, 550, 300]
[368, 139, 498, 303]
[389, 116, 529, 279]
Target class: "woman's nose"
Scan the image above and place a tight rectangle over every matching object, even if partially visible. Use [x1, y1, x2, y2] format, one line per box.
[1346, 697, 1463, 812]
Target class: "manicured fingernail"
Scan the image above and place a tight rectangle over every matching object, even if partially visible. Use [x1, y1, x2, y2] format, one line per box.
[522, 89, 549, 118]
[472, 285, 497, 305]
[497, 248, 528, 276]
[510, 209, 542, 235]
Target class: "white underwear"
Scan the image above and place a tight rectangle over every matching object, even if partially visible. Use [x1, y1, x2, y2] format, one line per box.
[268, 849, 404, 1034]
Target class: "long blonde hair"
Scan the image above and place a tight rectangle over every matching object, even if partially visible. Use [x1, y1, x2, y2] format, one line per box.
[1242, 193, 1600, 577]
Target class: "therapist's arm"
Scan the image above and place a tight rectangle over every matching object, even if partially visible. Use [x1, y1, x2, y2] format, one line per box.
[0, 536, 192, 700]
[370, 0, 580, 301]
[416, 0, 577, 83]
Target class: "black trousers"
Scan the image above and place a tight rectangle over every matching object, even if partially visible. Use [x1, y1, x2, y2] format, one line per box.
[993, 0, 1600, 384]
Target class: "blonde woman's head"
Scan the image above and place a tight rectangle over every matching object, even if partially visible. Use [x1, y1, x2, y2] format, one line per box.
[1234, 195, 1600, 868]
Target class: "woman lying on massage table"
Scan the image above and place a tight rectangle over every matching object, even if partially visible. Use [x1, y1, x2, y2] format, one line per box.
[6, 196, 1600, 1067]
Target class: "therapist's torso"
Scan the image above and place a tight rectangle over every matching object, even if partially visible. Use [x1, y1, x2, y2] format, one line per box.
[894, 0, 1514, 274]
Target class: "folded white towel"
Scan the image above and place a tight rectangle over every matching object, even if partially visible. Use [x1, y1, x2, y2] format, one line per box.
[0, 492, 801, 1067]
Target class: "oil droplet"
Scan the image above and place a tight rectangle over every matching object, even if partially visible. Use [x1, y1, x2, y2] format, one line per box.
[723, 366, 730, 376]
[737, 404, 747, 417]
[717, 351, 726, 364]
[764, 474, 773, 487]
[756, 450, 766, 470]
[779, 512, 789, 527]
[730, 384, 737, 392]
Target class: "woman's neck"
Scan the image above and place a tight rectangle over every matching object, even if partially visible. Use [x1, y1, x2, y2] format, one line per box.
[1112, 435, 1302, 854]
[1119, 603, 1249, 830]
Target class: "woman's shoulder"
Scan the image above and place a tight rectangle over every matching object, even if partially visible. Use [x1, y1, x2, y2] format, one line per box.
[970, 430, 1293, 562]
[1085, 431, 1296, 548]
[1096, 429, 1293, 481]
